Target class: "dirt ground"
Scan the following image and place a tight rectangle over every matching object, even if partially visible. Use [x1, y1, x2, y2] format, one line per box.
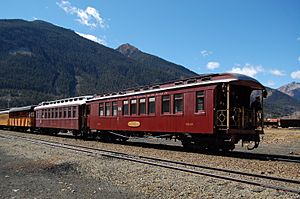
[246, 128, 300, 155]
[0, 148, 140, 199]
[0, 128, 300, 199]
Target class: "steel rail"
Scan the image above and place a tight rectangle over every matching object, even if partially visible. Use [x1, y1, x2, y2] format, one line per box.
[1, 133, 299, 194]
[1, 130, 299, 164]
[225, 151, 300, 164]
[1, 133, 299, 184]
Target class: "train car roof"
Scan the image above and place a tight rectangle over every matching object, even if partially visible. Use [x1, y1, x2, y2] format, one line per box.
[34, 95, 93, 110]
[88, 73, 265, 102]
[9, 105, 36, 113]
[0, 110, 9, 114]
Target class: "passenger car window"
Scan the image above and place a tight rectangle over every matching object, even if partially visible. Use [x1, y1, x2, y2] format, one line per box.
[105, 102, 111, 116]
[72, 106, 76, 118]
[139, 98, 146, 115]
[63, 108, 67, 118]
[196, 91, 205, 111]
[131, 99, 137, 115]
[162, 95, 170, 114]
[68, 108, 71, 118]
[148, 97, 156, 114]
[99, 102, 104, 116]
[123, 100, 129, 115]
[174, 94, 183, 113]
[112, 101, 118, 116]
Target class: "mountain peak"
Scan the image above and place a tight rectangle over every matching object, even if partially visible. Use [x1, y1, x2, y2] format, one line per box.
[278, 82, 300, 101]
[116, 43, 140, 57]
[0, 19, 196, 109]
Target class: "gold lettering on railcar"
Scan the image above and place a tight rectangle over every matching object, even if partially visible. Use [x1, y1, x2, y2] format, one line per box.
[128, 121, 140, 127]
[185, 122, 194, 126]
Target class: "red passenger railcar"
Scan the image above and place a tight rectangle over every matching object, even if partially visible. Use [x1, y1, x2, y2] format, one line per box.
[87, 73, 266, 150]
[34, 96, 92, 134]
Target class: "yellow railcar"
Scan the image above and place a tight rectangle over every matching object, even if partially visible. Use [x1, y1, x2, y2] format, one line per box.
[8, 106, 36, 130]
[0, 110, 9, 127]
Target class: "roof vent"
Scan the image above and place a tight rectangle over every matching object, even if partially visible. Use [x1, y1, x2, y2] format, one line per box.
[175, 81, 183, 85]
[187, 79, 196, 84]
[201, 77, 211, 81]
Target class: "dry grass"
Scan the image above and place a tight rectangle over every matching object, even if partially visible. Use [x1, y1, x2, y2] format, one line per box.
[263, 128, 300, 144]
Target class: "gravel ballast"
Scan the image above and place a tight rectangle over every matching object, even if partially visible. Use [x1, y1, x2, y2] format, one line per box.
[1, 129, 299, 198]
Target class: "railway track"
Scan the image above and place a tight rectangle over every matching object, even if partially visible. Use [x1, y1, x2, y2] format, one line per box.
[0, 132, 300, 195]
[223, 151, 300, 164]
[1, 129, 299, 164]
[125, 139, 300, 164]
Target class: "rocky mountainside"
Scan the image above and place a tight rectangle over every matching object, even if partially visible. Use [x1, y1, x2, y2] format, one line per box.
[116, 43, 196, 79]
[278, 82, 300, 102]
[0, 19, 298, 118]
[264, 87, 300, 118]
[0, 19, 195, 109]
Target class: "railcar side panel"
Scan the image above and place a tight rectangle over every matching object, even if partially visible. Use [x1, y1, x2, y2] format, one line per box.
[8, 106, 36, 128]
[35, 106, 80, 130]
[36, 118, 80, 130]
[87, 86, 215, 134]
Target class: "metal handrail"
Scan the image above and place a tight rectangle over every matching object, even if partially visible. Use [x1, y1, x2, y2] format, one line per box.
[216, 107, 262, 129]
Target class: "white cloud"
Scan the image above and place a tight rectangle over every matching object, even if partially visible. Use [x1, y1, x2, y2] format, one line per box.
[200, 50, 212, 57]
[206, 62, 220, 70]
[76, 32, 106, 45]
[57, 0, 106, 28]
[298, 56, 300, 62]
[270, 69, 285, 76]
[291, 70, 300, 79]
[229, 63, 264, 77]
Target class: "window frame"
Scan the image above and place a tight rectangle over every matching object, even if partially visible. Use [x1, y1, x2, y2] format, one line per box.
[174, 93, 183, 114]
[51, 108, 54, 118]
[68, 107, 71, 118]
[162, 95, 171, 114]
[59, 108, 62, 118]
[123, 100, 129, 116]
[112, 101, 118, 116]
[139, 98, 146, 115]
[148, 97, 156, 115]
[72, 106, 77, 118]
[99, 102, 104, 116]
[105, 102, 111, 116]
[195, 90, 205, 113]
[130, 99, 137, 115]
[55, 108, 58, 118]
[63, 108, 67, 118]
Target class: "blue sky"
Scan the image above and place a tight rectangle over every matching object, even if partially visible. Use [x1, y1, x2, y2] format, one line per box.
[1, 0, 300, 88]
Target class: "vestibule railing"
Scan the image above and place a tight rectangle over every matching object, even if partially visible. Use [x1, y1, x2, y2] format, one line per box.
[216, 107, 262, 129]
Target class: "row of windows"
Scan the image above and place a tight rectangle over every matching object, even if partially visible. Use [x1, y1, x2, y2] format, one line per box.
[123, 97, 156, 116]
[162, 94, 183, 114]
[98, 91, 205, 117]
[36, 106, 78, 119]
[9, 112, 35, 118]
[99, 97, 156, 116]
